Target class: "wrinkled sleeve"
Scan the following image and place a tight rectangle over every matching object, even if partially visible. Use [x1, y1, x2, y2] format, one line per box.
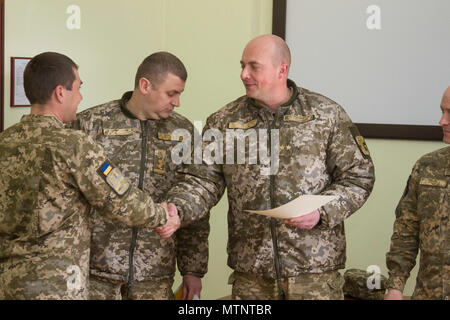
[385, 164, 420, 292]
[66, 134, 167, 228]
[175, 213, 210, 277]
[319, 105, 375, 229]
[166, 117, 226, 226]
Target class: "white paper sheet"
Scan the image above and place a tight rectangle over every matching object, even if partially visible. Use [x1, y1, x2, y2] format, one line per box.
[245, 195, 337, 219]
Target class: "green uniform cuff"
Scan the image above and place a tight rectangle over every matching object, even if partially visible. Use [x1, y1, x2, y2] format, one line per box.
[386, 276, 406, 292]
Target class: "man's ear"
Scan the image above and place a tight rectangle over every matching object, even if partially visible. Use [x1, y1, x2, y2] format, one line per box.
[139, 77, 152, 94]
[54, 85, 65, 104]
[279, 63, 289, 79]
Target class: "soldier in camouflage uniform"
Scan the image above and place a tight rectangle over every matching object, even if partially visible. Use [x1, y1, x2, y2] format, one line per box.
[166, 35, 375, 299]
[0, 52, 178, 300]
[385, 86, 450, 300]
[72, 52, 209, 300]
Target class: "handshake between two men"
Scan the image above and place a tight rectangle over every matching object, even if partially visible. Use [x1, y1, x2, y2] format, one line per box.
[154, 202, 322, 239]
[155, 202, 181, 239]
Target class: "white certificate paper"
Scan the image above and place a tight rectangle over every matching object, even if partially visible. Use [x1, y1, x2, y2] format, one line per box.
[245, 195, 337, 219]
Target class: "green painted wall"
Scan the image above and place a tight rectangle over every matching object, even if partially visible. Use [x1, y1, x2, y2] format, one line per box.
[3, 0, 446, 299]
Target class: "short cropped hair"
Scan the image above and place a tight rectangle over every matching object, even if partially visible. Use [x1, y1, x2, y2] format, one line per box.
[134, 52, 187, 89]
[24, 52, 78, 105]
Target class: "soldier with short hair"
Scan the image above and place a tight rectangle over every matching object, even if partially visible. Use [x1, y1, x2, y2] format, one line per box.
[385, 86, 450, 300]
[166, 34, 375, 300]
[73, 52, 210, 300]
[0, 52, 179, 300]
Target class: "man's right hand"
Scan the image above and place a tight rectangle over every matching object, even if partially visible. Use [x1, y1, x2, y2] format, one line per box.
[155, 202, 180, 238]
[384, 289, 404, 300]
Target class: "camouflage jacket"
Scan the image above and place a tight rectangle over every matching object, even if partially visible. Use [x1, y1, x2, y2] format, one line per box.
[73, 92, 210, 284]
[386, 146, 449, 300]
[167, 80, 375, 279]
[0, 115, 167, 299]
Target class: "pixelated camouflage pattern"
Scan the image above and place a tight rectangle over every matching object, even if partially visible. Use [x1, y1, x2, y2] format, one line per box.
[0, 115, 167, 300]
[168, 79, 375, 279]
[88, 274, 174, 300]
[343, 268, 387, 300]
[386, 146, 449, 300]
[229, 270, 344, 300]
[72, 92, 209, 288]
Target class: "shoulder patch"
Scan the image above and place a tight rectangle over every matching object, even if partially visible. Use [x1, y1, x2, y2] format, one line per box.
[349, 126, 370, 158]
[228, 119, 257, 129]
[99, 162, 130, 195]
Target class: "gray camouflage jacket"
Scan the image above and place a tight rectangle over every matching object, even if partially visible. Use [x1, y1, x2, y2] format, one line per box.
[73, 92, 209, 284]
[0, 115, 166, 299]
[168, 80, 375, 279]
[386, 146, 449, 300]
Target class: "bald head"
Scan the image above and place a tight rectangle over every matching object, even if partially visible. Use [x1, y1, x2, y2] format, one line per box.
[442, 86, 450, 105]
[245, 34, 291, 67]
[440, 86, 450, 143]
[240, 34, 293, 109]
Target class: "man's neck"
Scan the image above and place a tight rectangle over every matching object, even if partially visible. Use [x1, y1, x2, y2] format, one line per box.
[125, 91, 148, 120]
[126, 91, 160, 121]
[30, 104, 64, 123]
[257, 85, 292, 111]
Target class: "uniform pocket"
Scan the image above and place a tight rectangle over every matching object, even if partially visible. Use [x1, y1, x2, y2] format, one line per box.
[417, 184, 445, 252]
[326, 272, 345, 300]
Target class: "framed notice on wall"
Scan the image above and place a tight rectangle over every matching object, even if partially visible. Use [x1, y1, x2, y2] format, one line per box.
[10, 57, 31, 107]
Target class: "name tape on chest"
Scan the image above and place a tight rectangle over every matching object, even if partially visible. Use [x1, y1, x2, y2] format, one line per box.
[228, 119, 257, 130]
[99, 162, 130, 195]
[103, 128, 137, 136]
[157, 132, 183, 141]
[283, 114, 315, 123]
[419, 178, 447, 188]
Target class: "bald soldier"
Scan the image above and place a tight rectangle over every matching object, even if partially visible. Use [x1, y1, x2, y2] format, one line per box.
[166, 34, 375, 300]
[0, 52, 179, 299]
[385, 86, 450, 300]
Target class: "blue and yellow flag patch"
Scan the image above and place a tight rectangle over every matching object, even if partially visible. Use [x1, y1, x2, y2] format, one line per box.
[99, 162, 130, 196]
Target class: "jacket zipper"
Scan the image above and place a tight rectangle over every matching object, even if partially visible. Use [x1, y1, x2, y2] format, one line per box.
[267, 116, 285, 299]
[128, 120, 148, 288]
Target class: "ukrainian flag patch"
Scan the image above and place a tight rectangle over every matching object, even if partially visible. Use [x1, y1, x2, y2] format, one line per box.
[101, 163, 113, 175]
[99, 162, 130, 196]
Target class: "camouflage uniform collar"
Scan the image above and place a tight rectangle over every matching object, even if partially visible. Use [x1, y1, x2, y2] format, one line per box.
[21, 114, 65, 128]
[249, 79, 299, 111]
[120, 91, 139, 120]
[119, 91, 169, 122]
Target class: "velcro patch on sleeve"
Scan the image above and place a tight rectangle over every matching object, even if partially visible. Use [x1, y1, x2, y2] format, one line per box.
[99, 162, 130, 195]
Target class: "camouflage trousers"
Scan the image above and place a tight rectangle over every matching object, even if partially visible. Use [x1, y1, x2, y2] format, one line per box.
[88, 274, 174, 300]
[229, 270, 345, 300]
